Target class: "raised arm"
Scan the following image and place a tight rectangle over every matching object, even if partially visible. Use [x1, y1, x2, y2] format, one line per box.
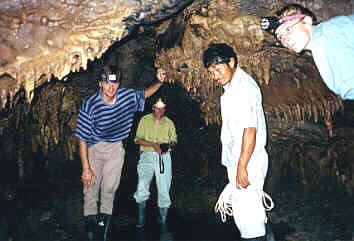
[144, 68, 165, 98]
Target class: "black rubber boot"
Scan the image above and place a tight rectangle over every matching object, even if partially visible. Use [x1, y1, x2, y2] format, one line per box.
[266, 222, 276, 241]
[84, 215, 98, 241]
[97, 213, 112, 241]
[136, 202, 146, 228]
[158, 207, 169, 233]
[158, 207, 168, 225]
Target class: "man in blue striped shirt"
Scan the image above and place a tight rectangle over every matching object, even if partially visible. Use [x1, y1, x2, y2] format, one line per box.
[76, 65, 165, 241]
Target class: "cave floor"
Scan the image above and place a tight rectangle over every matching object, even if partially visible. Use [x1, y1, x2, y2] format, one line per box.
[3, 153, 353, 241]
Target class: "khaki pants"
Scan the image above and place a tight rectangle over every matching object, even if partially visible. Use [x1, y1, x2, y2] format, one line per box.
[83, 141, 125, 216]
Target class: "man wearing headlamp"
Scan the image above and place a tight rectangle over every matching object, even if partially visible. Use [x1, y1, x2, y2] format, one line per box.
[133, 97, 177, 230]
[261, 4, 354, 100]
[76, 65, 165, 241]
[203, 43, 275, 241]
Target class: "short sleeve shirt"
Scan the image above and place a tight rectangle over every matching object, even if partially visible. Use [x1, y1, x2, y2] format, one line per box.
[134, 113, 177, 152]
[76, 87, 145, 147]
[220, 67, 268, 169]
[308, 15, 354, 100]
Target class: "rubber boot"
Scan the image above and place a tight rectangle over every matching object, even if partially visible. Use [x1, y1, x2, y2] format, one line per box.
[158, 207, 168, 225]
[136, 202, 146, 228]
[158, 207, 169, 236]
[97, 213, 112, 241]
[266, 222, 276, 241]
[158, 207, 168, 233]
[84, 215, 97, 241]
[242, 236, 266, 241]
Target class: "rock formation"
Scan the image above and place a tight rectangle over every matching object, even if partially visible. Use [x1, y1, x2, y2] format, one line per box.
[0, 0, 353, 193]
[156, 3, 343, 136]
[0, 0, 192, 107]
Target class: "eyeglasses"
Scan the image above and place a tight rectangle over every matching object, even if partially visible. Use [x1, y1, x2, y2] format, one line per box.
[276, 16, 305, 42]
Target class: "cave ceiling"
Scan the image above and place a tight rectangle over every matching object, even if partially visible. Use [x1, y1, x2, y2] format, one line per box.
[0, 0, 353, 138]
[155, 0, 352, 138]
[0, 0, 192, 107]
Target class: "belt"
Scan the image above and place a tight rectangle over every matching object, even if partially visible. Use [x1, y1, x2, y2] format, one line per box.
[140, 151, 168, 174]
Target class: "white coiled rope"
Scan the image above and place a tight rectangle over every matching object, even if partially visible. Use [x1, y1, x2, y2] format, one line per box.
[262, 191, 275, 211]
[214, 183, 275, 223]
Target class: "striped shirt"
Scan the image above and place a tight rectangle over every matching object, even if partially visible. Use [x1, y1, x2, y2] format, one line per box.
[76, 87, 145, 147]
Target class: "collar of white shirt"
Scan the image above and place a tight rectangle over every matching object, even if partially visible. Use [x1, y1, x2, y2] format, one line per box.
[223, 66, 243, 91]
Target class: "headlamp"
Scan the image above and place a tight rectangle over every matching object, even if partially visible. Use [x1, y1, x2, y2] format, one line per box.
[154, 98, 166, 108]
[101, 73, 118, 83]
[260, 16, 281, 35]
[260, 14, 306, 35]
[205, 56, 230, 68]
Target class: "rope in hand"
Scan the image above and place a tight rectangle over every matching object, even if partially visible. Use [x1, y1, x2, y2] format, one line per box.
[214, 183, 275, 223]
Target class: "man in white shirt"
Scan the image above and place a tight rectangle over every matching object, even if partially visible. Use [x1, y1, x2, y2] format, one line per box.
[203, 43, 274, 241]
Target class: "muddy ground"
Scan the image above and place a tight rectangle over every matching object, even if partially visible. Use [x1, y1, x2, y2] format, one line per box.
[1, 143, 353, 241]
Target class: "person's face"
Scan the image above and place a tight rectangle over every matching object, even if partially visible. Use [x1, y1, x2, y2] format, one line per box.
[275, 16, 313, 53]
[207, 58, 236, 86]
[99, 80, 119, 100]
[153, 106, 166, 119]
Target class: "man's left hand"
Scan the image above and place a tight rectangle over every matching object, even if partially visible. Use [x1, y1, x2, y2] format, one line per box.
[236, 165, 250, 189]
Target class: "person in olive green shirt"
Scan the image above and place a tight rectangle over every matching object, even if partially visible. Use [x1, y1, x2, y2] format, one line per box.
[133, 98, 177, 228]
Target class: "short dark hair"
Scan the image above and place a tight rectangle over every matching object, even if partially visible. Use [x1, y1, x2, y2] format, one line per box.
[153, 96, 168, 106]
[202, 43, 238, 68]
[276, 4, 317, 24]
[98, 65, 123, 82]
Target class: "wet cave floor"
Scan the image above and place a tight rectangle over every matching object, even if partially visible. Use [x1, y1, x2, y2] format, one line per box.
[2, 150, 353, 241]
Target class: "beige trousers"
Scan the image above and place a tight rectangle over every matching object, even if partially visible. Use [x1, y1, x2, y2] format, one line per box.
[83, 141, 125, 216]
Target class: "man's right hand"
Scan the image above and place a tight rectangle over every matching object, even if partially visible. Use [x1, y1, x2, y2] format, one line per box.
[153, 143, 162, 154]
[81, 168, 96, 188]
